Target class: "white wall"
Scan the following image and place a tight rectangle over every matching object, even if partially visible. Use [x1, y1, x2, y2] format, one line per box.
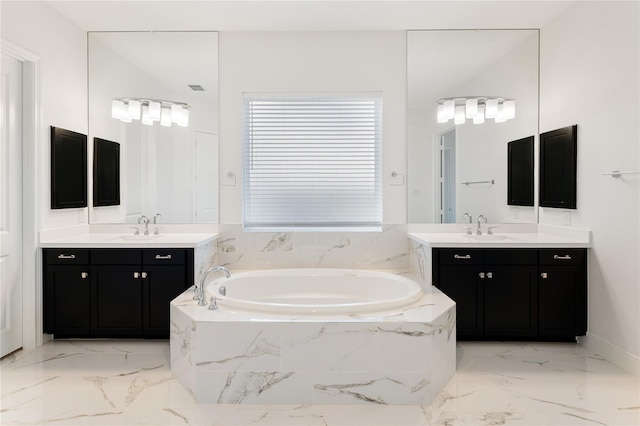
[1, 1, 88, 230]
[540, 1, 640, 371]
[218, 31, 407, 225]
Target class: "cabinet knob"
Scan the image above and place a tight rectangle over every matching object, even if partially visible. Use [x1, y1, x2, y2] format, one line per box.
[81, 272, 88, 279]
[479, 272, 485, 279]
[141, 272, 148, 279]
[134, 272, 140, 279]
[486, 272, 493, 279]
[541, 272, 548, 279]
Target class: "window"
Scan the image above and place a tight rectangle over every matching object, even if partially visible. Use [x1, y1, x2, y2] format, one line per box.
[243, 95, 382, 231]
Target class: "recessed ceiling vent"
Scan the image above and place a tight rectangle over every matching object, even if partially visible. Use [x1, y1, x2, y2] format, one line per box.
[189, 84, 205, 91]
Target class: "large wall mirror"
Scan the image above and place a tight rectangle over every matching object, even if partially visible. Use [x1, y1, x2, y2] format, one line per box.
[88, 31, 219, 224]
[407, 30, 539, 224]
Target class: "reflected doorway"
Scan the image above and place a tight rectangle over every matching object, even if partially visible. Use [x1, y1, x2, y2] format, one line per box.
[437, 129, 456, 223]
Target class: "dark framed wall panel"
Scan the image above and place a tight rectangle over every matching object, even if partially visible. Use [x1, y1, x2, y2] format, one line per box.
[51, 127, 88, 209]
[93, 138, 121, 207]
[539, 125, 577, 209]
[507, 136, 534, 206]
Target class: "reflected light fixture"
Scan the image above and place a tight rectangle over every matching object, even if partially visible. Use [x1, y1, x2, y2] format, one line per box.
[436, 97, 515, 124]
[111, 98, 190, 127]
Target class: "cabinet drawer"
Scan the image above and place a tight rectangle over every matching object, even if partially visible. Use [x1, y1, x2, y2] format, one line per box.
[485, 249, 537, 265]
[438, 249, 484, 265]
[91, 249, 141, 265]
[143, 249, 185, 265]
[539, 249, 586, 265]
[45, 249, 89, 265]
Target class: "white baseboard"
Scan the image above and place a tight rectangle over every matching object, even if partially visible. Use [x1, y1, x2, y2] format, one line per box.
[579, 333, 640, 375]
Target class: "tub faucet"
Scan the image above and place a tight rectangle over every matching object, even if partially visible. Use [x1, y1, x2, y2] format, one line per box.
[197, 266, 230, 306]
[477, 215, 487, 235]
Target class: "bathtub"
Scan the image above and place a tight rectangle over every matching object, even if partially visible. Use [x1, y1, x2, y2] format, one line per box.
[170, 269, 456, 405]
[205, 269, 424, 315]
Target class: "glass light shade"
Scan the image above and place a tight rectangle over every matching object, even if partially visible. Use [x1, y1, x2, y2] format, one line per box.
[502, 100, 516, 120]
[170, 104, 183, 123]
[485, 98, 499, 118]
[473, 105, 485, 124]
[465, 98, 478, 118]
[111, 100, 127, 120]
[494, 103, 506, 123]
[141, 106, 154, 125]
[128, 99, 141, 120]
[176, 108, 189, 127]
[436, 103, 448, 123]
[160, 106, 172, 127]
[148, 101, 162, 121]
[454, 105, 465, 124]
[443, 99, 455, 120]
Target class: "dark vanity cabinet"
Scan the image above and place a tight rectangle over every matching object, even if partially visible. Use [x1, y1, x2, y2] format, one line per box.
[44, 248, 194, 338]
[433, 247, 587, 341]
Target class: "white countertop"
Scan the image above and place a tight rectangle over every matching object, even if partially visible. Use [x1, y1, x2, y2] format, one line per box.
[39, 225, 218, 248]
[408, 224, 591, 248]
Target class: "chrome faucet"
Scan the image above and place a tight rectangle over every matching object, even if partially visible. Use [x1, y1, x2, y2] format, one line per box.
[197, 266, 230, 306]
[153, 213, 162, 235]
[477, 215, 487, 235]
[138, 215, 150, 235]
[463, 212, 473, 235]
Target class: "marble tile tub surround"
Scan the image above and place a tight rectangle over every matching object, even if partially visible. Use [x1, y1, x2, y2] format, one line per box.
[216, 224, 410, 271]
[2, 340, 638, 425]
[170, 287, 456, 405]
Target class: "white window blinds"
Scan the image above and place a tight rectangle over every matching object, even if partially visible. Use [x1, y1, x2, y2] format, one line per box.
[243, 96, 382, 230]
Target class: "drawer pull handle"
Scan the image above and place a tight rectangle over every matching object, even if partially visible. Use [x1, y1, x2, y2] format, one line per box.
[553, 255, 572, 260]
[454, 254, 471, 259]
[81, 272, 88, 279]
[155, 254, 172, 260]
[57, 254, 76, 259]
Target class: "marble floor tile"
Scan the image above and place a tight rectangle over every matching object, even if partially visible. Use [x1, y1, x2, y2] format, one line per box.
[1, 340, 638, 425]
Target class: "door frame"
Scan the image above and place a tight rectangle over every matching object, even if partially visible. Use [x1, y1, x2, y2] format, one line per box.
[2, 38, 43, 351]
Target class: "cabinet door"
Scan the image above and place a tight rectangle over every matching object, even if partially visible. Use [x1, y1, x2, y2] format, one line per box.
[539, 265, 587, 337]
[91, 266, 142, 336]
[439, 265, 484, 338]
[143, 266, 188, 338]
[484, 265, 537, 337]
[44, 266, 92, 336]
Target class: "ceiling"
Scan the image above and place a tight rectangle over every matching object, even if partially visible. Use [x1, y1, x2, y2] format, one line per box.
[47, 1, 577, 32]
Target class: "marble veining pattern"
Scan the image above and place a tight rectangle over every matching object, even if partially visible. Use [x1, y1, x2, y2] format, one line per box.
[216, 224, 409, 271]
[1, 340, 638, 425]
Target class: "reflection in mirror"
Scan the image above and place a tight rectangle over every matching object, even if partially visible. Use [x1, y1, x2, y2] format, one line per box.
[407, 30, 539, 224]
[88, 31, 219, 224]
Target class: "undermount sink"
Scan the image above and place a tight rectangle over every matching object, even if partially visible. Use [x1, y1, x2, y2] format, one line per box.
[109, 234, 162, 242]
[466, 234, 513, 241]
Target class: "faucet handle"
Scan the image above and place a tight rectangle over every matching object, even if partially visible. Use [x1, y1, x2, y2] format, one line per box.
[129, 226, 140, 235]
[488, 226, 498, 235]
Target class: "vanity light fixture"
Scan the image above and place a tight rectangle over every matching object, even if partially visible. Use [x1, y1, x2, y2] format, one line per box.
[111, 98, 190, 127]
[436, 97, 515, 124]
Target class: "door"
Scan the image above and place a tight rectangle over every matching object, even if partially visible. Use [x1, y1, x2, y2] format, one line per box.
[194, 131, 218, 223]
[0, 53, 23, 357]
[436, 129, 456, 223]
[91, 266, 143, 336]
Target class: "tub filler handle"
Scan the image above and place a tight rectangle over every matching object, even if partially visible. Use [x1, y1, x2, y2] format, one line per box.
[208, 297, 219, 310]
